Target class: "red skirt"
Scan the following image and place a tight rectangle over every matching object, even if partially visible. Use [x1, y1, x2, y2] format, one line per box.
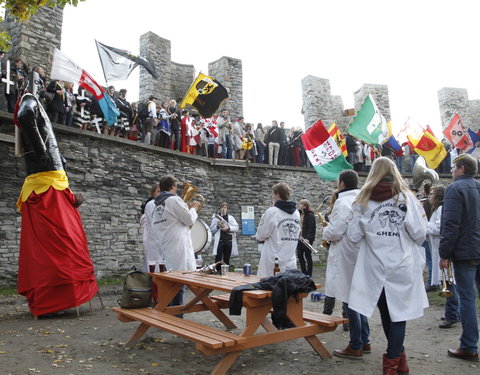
[18, 187, 98, 316]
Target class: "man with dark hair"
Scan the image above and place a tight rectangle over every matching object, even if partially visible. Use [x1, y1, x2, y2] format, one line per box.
[322, 169, 371, 359]
[143, 176, 200, 307]
[439, 154, 480, 362]
[255, 182, 300, 276]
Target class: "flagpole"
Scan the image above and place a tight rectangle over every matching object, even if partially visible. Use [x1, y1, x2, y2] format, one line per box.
[95, 39, 109, 87]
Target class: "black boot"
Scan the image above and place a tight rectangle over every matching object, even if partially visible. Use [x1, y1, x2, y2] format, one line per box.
[323, 296, 335, 315]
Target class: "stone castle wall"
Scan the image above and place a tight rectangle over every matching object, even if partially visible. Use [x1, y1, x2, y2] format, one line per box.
[437, 87, 480, 132]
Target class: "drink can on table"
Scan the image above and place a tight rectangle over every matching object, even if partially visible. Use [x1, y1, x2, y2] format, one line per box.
[243, 263, 251, 276]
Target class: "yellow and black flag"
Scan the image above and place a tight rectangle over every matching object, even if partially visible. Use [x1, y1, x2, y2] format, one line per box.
[179, 73, 228, 118]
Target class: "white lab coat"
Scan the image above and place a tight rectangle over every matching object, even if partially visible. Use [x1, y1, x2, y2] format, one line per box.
[426, 206, 442, 286]
[143, 200, 162, 271]
[210, 214, 239, 257]
[347, 192, 428, 322]
[255, 206, 300, 277]
[145, 195, 197, 272]
[322, 189, 360, 303]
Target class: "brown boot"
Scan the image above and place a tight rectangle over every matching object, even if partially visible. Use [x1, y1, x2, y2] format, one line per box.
[383, 354, 401, 375]
[333, 345, 363, 359]
[398, 350, 410, 375]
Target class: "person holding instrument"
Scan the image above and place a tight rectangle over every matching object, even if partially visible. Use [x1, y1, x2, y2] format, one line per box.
[210, 202, 239, 272]
[439, 154, 480, 362]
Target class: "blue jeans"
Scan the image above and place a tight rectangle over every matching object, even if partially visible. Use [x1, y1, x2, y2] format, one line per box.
[453, 261, 480, 353]
[423, 239, 432, 286]
[444, 282, 461, 322]
[222, 134, 233, 159]
[377, 289, 406, 359]
[256, 141, 265, 163]
[346, 305, 370, 350]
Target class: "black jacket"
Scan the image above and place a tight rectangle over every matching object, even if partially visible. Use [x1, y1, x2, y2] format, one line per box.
[46, 80, 66, 114]
[299, 208, 316, 243]
[439, 175, 480, 262]
[229, 269, 316, 328]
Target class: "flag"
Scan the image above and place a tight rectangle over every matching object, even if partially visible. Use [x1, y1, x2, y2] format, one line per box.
[396, 117, 425, 145]
[347, 94, 389, 145]
[179, 73, 228, 118]
[328, 122, 348, 157]
[50, 48, 120, 125]
[95, 40, 158, 81]
[386, 134, 402, 152]
[408, 129, 446, 169]
[443, 113, 474, 152]
[302, 120, 352, 181]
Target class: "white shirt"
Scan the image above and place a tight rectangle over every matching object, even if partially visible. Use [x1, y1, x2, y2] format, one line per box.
[347, 192, 428, 322]
[210, 214, 239, 257]
[255, 205, 300, 277]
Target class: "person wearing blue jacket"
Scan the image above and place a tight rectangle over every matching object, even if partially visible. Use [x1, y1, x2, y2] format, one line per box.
[439, 153, 480, 362]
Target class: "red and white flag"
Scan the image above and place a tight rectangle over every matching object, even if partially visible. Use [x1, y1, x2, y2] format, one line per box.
[443, 113, 474, 152]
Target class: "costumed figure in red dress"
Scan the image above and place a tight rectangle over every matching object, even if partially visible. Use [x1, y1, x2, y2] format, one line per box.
[15, 92, 98, 317]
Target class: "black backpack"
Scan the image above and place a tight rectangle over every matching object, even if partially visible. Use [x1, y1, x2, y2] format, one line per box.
[137, 101, 150, 120]
[118, 270, 152, 308]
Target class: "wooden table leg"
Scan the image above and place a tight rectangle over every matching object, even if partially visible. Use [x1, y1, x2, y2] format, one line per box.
[189, 286, 237, 329]
[125, 323, 150, 347]
[211, 351, 241, 375]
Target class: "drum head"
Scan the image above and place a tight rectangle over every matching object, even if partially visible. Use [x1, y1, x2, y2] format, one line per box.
[191, 220, 212, 254]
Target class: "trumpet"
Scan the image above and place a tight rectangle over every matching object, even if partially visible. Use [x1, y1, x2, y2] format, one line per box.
[439, 263, 455, 298]
[214, 214, 229, 229]
[298, 236, 318, 254]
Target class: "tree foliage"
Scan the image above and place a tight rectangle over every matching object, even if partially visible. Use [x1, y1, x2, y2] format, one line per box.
[0, 0, 85, 52]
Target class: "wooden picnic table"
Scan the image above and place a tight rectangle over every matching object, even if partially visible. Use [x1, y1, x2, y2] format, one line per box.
[113, 270, 346, 375]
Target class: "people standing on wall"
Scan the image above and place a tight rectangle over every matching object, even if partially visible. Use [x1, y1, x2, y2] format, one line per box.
[266, 120, 282, 165]
[158, 101, 173, 148]
[64, 82, 75, 127]
[168, 99, 181, 150]
[255, 123, 266, 163]
[128, 102, 140, 141]
[345, 134, 357, 166]
[232, 116, 245, 160]
[210, 202, 239, 272]
[254, 182, 300, 277]
[72, 88, 91, 131]
[143, 96, 158, 145]
[296, 199, 316, 277]
[241, 123, 255, 161]
[115, 89, 133, 138]
[5, 58, 28, 113]
[46, 79, 66, 125]
[180, 109, 190, 152]
[278, 121, 289, 165]
[290, 127, 304, 167]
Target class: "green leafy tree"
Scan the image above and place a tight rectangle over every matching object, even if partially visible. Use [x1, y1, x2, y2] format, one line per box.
[0, 0, 85, 52]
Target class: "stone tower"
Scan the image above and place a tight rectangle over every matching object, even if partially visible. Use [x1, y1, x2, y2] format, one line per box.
[208, 56, 243, 120]
[353, 84, 391, 122]
[301, 76, 334, 130]
[437, 87, 480, 132]
[2, 6, 64, 78]
[139, 32, 195, 104]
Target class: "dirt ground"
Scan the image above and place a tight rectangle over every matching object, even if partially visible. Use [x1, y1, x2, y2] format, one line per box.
[1, 266, 479, 375]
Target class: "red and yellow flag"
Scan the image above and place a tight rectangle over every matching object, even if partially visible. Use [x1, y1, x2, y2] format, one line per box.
[328, 122, 348, 157]
[408, 128, 446, 169]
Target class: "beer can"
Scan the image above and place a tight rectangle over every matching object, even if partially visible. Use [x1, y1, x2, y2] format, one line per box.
[243, 263, 251, 276]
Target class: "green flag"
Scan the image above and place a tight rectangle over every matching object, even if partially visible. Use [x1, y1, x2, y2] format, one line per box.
[348, 94, 388, 145]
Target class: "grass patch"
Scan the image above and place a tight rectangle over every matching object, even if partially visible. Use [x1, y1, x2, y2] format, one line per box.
[97, 277, 124, 286]
[0, 286, 17, 296]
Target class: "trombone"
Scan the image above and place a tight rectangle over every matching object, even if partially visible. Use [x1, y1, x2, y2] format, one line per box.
[298, 236, 318, 254]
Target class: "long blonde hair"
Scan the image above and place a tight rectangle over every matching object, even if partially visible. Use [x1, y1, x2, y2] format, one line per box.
[355, 157, 412, 208]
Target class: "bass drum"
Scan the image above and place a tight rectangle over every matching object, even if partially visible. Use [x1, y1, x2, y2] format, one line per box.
[190, 219, 212, 254]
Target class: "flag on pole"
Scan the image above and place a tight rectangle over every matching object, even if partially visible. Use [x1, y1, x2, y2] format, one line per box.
[443, 113, 474, 152]
[50, 48, 120, 125]
[95, 40, 158, 82]
[347, 94, 389, 145]
[302, 120, 352, 181]
[328, 122, 348, 157]
[408, 129, 446, 169]
[179, 73, 228, 118]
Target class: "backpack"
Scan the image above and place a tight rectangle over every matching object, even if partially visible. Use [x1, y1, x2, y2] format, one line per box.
[118, 270, 152, 308]
[137, 101, 150, 120]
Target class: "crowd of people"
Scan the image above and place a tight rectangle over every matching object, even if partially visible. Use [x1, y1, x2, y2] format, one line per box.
[140, 153, 479, 374]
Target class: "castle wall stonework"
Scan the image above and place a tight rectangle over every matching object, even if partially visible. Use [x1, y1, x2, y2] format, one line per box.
[437, 87, 480, 132]
[353, 84, 391, 122]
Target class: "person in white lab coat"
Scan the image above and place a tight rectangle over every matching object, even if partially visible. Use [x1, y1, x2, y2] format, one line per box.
[322, 170, 370, 360]
[140, 183, 160, 272]
[210, 202, 239, 270]
[427, 186, 460, 329]
[147, 175, 200, 306]
[255, 182, 300, 277]
[347, 157, 428, 375]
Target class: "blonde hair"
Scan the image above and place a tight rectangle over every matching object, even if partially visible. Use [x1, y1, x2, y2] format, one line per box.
[355, 157, 411, 208]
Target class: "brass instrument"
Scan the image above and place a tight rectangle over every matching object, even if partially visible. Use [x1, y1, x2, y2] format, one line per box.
[316, 197, 330, 250]
[214, 214, 230, 229]
[182, 182, 205, 213]
[439, 263, 455, 298]
[298, 236, 318, 254]
[412, 156, 439, 190]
